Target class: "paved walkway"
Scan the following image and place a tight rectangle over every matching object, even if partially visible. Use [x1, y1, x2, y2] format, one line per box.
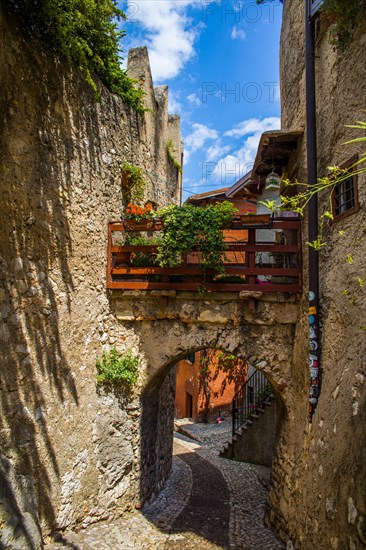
[45, 422, 285, 549]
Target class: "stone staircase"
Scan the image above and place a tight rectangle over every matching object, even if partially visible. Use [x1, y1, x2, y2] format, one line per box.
[219, 395, 277, 467]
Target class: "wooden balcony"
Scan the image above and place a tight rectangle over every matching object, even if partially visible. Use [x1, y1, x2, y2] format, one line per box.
[107, 216, 301, 293]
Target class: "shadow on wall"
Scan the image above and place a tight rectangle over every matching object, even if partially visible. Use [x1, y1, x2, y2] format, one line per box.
[0, 5, 115, 541]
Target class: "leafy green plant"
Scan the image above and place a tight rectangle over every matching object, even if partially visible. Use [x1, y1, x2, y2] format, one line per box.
[96, 347, 139, 388]
[156, 202, 238, 274]
[121, 163, 146, 204]
[124, 233, 161, 246]
[130, 251, 158, 267]
[255, 384, 272, 406]
[6, 0, 145, 111]
[321, 0, 366, 50]
[167, 139, 182, 174]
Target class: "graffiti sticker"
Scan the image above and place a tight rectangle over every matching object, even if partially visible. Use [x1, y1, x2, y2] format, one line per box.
[310, 367, 319, 379]
[310, 339, 318, 351]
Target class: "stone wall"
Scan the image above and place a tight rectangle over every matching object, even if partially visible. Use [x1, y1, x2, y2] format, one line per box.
[269, 2, 366, 548]
[226, 399, 279, 467]
[0, 4, 181, 545]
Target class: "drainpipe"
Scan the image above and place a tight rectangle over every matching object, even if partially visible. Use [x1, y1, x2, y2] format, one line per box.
[305, 0, 320, 421]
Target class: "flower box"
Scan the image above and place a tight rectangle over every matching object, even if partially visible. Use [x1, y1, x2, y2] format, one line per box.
[122, 218, 154, 231]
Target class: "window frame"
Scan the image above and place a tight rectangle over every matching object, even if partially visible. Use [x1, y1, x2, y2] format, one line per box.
[185, 352, 196, 364]
[331, 155, 360, 224]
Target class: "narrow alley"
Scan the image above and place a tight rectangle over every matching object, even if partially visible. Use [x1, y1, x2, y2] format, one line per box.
[45, 422, 284, 549]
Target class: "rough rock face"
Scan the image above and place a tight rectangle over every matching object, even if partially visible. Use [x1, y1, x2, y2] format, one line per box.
[0, 3, 181, 542]
[0, 454, 43, 549]
[273, 1, 366, 548]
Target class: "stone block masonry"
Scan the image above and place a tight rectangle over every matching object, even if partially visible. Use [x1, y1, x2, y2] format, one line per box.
[0, 4, 181, 545]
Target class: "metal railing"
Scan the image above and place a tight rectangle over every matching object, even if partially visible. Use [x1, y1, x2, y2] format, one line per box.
[107, 216, 301, 293]
[232, 369, 272, 434]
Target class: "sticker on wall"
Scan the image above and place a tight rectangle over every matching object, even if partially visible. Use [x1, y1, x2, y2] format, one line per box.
[310, 366, 319, 377]
[308, 291, 315, 302]
[309, 315, 315, 325]
[308, 306, 317, 315]
[309, 354, 318, 366]
[309, 386, 319, 398]
[310, 339, 318, 351]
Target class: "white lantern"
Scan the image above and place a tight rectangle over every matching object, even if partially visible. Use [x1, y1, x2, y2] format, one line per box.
[265, 170, 281, 190]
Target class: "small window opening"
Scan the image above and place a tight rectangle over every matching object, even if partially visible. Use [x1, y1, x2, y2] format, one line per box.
[331, 156, 359, 222]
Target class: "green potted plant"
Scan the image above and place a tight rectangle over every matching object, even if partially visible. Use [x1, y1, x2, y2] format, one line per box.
[156, 201, 238, 275]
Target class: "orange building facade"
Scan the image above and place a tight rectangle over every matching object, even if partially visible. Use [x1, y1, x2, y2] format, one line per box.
[174, 350, 248, 423]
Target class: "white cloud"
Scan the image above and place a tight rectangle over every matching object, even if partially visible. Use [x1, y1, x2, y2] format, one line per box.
[187, 93, 201, 107]
[206, 142, 231, 162]
[211, 116, 281, 182]
[225, 116, 280, 138]
[126, 1, 200, 81]
[231, 26, 246, 41]
[168, 90, 183, 114]
[185, 123, 219, 150]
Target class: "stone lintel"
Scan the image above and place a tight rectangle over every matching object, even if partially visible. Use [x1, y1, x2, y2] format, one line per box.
[110, 290, 299, 303]
[112, 293, 300, 325]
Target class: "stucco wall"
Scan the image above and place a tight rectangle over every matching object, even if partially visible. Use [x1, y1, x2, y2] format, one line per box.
[227, 399, 278, 467]
[273, 2, 366, 548]
[0, 4, 181, 545]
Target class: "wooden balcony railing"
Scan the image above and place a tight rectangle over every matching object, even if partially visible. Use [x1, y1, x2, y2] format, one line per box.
[107, 216, 301, 293]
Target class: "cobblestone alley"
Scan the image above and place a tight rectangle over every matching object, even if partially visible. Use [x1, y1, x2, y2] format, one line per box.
[45, 422, 285, 549]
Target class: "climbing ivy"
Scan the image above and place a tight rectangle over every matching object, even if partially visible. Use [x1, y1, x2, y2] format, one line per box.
[156, 201, 238, 274]
[321, 0, 366, 50]
[121, 162, 146, 204]
[167, 139, 182, 174]
[5, 0, 145, 111]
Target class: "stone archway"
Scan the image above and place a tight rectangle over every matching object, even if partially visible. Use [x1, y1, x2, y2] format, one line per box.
[137, 320, 293, 503]
[111, 291, 304, 522]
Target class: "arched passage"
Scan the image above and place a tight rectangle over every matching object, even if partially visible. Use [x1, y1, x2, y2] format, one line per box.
[110, 291, 304, 536]
[136, 320, 292, 503]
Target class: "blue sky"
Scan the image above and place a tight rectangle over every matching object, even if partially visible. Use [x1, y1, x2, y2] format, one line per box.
[119, 1, 283, 201]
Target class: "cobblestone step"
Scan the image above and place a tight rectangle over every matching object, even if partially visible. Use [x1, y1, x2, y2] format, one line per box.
[45, 425, 285, 549]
